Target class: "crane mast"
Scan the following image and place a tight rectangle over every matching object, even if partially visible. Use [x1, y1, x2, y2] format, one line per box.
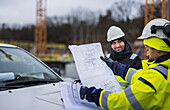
[35, 0, 47, 55]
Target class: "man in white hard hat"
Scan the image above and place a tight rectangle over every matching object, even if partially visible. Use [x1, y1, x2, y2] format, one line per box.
[106, 26, 142, 89]
[106, 26, 142, 69]
[79, 18, 170, 109]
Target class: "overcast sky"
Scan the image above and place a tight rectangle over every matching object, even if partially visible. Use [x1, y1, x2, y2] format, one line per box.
[0, 0, 144, 26]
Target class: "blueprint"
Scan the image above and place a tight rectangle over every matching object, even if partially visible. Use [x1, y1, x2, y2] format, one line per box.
[59, 82, 102, 110]
[69, 42, 122, 92]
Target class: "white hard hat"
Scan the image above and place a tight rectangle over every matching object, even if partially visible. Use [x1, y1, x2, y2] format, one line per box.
[107, 26, 125, 42]
[138, 18, 170, 39]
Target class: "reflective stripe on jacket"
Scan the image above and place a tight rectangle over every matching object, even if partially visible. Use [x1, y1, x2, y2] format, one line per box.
[99, 58, 170, 110]
[115, 75, 129, 89]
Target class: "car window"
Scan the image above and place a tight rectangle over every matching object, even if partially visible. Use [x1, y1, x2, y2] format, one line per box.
[0, 47, 62, 85]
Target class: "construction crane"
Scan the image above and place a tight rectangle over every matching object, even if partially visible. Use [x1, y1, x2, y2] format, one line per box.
[34, 0, 47, 55]
[145, 0, 170, 25]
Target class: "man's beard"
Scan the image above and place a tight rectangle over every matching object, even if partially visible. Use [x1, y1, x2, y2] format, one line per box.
[114, 46, 124, 52]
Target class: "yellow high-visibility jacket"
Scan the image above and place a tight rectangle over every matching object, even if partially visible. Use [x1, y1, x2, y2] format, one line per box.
[99, 55, 170, 110]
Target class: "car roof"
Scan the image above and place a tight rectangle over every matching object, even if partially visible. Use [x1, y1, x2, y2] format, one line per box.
[0, 43, 17, 48]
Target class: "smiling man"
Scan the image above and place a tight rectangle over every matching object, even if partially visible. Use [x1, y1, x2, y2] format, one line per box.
[106, 26, 142, 89]
[111, 39, 125, 52]
[107, 26, 142, 69]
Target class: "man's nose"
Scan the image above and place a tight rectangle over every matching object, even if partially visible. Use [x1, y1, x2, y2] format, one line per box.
[115, 43, 120, 47]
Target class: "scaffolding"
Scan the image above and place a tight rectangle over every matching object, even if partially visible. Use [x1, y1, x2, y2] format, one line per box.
[145, 0, 170, 25]
[144, 0, 170, 59]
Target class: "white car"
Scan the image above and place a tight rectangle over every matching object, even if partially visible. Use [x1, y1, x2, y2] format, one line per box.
[0, 43, 65, 110]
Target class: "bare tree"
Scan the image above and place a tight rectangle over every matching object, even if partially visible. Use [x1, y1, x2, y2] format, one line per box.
[110, 0, 136, 21]
[69, 7, 98, 44]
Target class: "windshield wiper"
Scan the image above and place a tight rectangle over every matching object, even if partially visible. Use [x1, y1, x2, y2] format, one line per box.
[5, 79, 58, 86]
[0, 85, 24, 89]
[0, 85, 25, 91]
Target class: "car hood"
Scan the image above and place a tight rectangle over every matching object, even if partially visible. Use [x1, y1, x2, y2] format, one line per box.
[0, 82, 64, 110]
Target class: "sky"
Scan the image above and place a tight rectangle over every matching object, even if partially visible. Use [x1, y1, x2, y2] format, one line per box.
[0, 0, 145, 26]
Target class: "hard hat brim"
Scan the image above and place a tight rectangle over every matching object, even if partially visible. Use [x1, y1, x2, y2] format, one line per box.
[107, 35, 124, 42]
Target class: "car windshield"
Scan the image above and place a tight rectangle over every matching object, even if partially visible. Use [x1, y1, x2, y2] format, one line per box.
[0, 47, 62, 90]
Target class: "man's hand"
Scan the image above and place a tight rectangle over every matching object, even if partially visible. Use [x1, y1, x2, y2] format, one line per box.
[100, 56, 114, 68]
[79, 86, 103, 106]
[80, 86, 88, 100]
